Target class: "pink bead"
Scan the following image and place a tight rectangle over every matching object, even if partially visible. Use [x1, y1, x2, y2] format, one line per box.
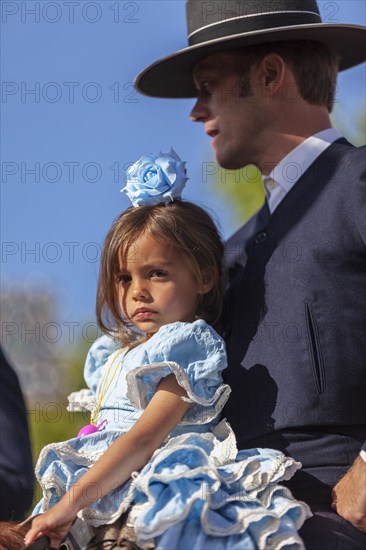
[77, 424, 99, 437]
[77, 420, 107, 438]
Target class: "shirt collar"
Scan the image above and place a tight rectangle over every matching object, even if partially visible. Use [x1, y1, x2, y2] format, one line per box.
[263, 128, 342, 193]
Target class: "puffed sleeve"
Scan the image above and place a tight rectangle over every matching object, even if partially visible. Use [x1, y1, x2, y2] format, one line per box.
[67, 334, 121, 412]
[126, 320, 231, 425]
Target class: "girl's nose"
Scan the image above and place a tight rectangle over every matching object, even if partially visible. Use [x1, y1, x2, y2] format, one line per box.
[189, 97, 209, 122]
[132, 281, 149, 300]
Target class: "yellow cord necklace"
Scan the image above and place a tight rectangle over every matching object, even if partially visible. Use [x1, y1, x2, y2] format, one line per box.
[77, 347, 126, 437]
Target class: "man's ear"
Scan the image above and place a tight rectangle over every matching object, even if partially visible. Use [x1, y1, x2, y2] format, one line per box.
[259, 53, 286, 95]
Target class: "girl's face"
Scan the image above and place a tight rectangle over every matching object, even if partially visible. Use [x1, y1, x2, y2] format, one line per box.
[116, 232, 211, 336]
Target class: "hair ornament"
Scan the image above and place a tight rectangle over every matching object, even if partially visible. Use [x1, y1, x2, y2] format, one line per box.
[121, 148, 188, 207]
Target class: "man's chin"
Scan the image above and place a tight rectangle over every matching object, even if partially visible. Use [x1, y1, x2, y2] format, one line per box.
[216, 153, 247, 171]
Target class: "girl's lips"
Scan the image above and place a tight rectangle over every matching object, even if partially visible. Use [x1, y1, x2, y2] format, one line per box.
[133, 309, 157, 319]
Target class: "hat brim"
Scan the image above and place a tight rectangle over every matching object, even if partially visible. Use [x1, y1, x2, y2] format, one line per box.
[135, 23, 366, 98]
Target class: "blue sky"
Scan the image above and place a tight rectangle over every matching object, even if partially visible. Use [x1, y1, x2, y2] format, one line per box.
[1, 0, 365, 334]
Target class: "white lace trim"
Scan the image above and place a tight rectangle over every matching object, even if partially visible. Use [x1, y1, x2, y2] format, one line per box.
[201, 499, 280, 537]
[35, 441, 107, 481]
[159, 423, 263, 487]
[130, 423, 309, 543]
[257, 484, 312, 528]
[67, 346, 126, 414]
[40, 475, 64, 512]
[264, 531, 306, 550]
[265, 454, 302, 485]
[211, 419, 238, 463]
[126, 360, 231, 425]
[79, 505, 129, 527]
[36, 435, 135, 527]
[78, 481, 136, 527]
[67, 389, 97, 413]
[136, 446, 220, 496]
[135, 485, 308, 544]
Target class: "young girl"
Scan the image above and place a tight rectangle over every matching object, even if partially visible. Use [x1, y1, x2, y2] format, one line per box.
[22, 150, 310, 549]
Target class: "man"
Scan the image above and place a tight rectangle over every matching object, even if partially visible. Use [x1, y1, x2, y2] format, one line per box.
[135, 1, 366, 547]
[0, 347, 34, 520]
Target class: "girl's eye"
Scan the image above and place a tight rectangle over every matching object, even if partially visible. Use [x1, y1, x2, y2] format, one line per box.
[116, 274, 131, 285]
[150, 270, 168, 279]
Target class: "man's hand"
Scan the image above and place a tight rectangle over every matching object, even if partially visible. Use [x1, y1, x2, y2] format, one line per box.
[332, 455, 366, 533]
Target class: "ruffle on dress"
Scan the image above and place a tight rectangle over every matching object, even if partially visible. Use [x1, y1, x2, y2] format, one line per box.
[67, 334, 121, 413]
[128, 422, 311, 550]
[84, 333, 121, 392]
[126, 320, 230, 426]
[126, 360, 231, 425]
[33, 320, 311, 545]
[33, 429, 135, 526]
[33, 322, 232, 526]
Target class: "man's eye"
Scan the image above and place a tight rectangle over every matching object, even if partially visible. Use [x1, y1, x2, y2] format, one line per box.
[200, 81, 215, 96]
[116, 274, 131, 284]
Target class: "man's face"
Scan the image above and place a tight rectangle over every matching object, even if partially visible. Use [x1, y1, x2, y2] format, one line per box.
[190, 52, 268, 170]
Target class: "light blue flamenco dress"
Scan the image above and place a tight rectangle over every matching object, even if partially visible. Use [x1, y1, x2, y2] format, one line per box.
[34, 320, 311, 549]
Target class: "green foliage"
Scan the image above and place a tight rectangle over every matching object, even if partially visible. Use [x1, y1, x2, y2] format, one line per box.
[28, 338, 92, 508]
[332, 107, 366, 146]
[30, 410, 88, 505]
[213, 164, 265, 224]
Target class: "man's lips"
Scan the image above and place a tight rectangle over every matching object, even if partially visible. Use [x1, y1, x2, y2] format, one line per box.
[206, 128, 218, 138]
[133, 308, 157, 319]
[205, 128, 219, 148]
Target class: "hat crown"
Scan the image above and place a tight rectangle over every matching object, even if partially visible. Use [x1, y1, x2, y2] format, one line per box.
[186, 0, 322, 46]
[135, 0, 365, 97]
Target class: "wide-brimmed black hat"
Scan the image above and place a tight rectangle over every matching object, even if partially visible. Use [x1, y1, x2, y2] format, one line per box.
[135, 0, 366, 98]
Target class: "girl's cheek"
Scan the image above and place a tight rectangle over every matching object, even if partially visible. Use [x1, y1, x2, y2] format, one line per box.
[119, 291, 129, 317]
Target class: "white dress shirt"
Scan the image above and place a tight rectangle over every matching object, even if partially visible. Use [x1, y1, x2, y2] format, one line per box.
[263, 128, 342, 213]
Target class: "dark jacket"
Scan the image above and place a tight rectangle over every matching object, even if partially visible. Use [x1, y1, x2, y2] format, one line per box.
[0, 347, 34, 519]
[223, 139, 366, 503]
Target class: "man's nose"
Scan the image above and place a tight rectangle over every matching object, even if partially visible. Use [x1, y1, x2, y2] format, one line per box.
[189, 97, 209, 122]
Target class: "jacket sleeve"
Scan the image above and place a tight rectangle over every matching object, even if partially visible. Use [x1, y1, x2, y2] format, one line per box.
[0, 347, 34, 520]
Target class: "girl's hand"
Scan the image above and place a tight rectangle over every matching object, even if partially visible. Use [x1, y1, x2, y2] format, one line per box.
[22, 502, 77, 549]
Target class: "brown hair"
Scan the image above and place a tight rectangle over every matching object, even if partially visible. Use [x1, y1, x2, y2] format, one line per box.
[234, 40, 340, 112]
[96, 201, 225, 345]
[0, 521, 28, 550]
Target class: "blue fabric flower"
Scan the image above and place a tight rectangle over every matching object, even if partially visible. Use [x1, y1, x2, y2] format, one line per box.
[122, 148, 188, 207]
